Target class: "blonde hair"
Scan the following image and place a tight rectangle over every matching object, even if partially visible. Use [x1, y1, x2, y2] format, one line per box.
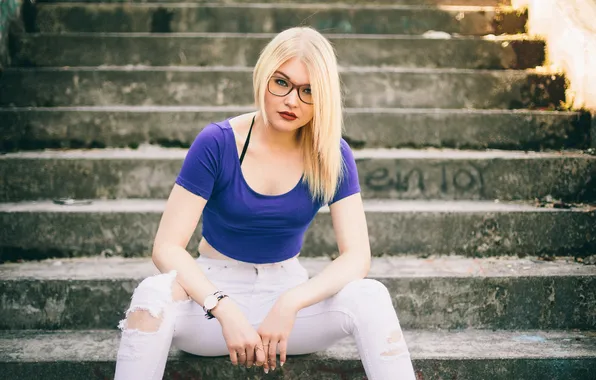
[253, 27, 344, 205]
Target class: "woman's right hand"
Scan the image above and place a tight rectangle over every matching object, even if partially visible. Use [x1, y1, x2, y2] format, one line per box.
[213, 298, 266, 368]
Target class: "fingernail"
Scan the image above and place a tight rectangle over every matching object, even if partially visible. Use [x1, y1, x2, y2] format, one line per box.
[264, 368, 269, 374]
[281, 361, 285, 367]
[272, 367, 276, 371]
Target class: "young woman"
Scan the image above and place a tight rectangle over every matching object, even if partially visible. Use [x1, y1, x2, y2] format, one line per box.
[115, 27, 416, 380]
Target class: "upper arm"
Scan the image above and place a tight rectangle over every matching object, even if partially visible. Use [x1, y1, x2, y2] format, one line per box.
[328, 139, 361, 206]
[329, 193, 370, 258]
[153, 123, 223, 253]
[153, 184, 208, 254]
[174, 123, 223, 200]
[328, 139, 370, 269]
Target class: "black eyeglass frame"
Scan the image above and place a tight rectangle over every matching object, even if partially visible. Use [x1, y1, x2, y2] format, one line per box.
[267, 75, 314, 105]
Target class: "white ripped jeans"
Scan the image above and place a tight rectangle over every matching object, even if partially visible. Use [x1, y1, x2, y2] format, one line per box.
[114, 255, 416, 379]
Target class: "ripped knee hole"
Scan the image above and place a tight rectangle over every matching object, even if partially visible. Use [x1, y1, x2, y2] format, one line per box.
[380, 329, 408, 358]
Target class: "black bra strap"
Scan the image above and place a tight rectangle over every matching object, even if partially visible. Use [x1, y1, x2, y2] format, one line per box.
[239, 115, 255, 165]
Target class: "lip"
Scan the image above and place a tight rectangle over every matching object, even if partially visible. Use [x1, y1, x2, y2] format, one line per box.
[279, 112, 297, 120]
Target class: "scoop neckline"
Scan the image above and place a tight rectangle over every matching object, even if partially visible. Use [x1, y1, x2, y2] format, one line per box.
[225, 118, 304, 198]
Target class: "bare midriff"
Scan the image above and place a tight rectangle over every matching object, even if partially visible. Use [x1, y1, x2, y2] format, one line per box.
[198, 237, 235, 260]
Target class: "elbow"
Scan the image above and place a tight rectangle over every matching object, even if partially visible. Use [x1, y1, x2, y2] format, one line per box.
[349, 248, 371, 279]
[360, 255, 371, 279]
[151, 240, 167, 268]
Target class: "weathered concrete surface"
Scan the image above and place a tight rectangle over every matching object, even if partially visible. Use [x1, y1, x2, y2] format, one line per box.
[342, 109, 591, 150]
[0, 107, 589, 152]
[0, 330, 594, 379]
[1, 148, 594, 201]
[31, 4, 526, 36]
[0, 256, 594, 330]
[10, 33, 545, 70]
[0, 67, 566, 109]
[36, 0, 513, 5]
[0, 200, 594, 261]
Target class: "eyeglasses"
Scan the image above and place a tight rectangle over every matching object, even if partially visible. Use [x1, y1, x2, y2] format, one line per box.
[267, 75, 313, 105]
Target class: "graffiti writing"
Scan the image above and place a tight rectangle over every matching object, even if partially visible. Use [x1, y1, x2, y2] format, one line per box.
[365, 163, 485, 197]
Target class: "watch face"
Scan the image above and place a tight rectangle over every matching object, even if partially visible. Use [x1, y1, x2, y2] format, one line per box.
[204, 295, 217, 309]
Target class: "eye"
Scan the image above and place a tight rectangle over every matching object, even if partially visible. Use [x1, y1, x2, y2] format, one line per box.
[302, 87, 312, 95]
[275, 78, 289, 87]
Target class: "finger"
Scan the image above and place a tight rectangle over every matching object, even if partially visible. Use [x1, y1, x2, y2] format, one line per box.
[254, 343, 266, 367]
[262, 341, 270, 372]
[229, 349, 238, 366]
[279, 339, 287, 367]
[246, 344, 255, 368]
[268, 340, 278, 370]
[237, 349, 247, 366]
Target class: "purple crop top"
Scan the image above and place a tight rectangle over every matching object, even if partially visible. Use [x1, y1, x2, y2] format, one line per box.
[175, 118, 361, 264]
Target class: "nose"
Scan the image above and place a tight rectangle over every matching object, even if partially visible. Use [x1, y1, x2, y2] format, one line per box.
[284, 87, 300, 106]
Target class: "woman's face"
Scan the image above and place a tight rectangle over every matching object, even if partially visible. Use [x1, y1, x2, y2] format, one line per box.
[263, 57, 314, 132]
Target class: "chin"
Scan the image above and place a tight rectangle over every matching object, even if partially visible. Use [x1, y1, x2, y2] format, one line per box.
[268, 114, 298, 129]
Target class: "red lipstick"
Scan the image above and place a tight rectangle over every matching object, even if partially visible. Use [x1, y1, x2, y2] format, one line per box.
[279, 112, 297, 121]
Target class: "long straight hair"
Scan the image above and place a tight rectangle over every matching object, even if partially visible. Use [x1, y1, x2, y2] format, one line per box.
[253, 27, 344, 205]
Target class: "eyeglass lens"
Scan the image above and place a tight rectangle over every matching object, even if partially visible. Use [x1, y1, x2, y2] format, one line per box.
[268, 76, 313, 104]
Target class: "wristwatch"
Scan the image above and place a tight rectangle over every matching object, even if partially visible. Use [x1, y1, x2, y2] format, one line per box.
[203, 290, 228, 319]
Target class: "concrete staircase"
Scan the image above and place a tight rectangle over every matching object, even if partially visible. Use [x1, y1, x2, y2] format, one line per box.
[1, 0, 595, 379]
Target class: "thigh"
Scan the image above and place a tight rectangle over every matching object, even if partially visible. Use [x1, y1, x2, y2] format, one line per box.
[171, 258, 255, 356]
[285, 297, 353, 355]
[171, 301, 231, 356]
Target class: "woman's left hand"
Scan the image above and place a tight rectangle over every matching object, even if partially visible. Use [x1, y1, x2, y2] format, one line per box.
[257, 294, 299, 373]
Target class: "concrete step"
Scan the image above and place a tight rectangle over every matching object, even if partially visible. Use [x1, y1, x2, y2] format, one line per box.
[1, 147, 594, 202]
[0, 107, 590, 153]
[10, 33, 545, 70]
[0, 329, 594, 379]
[0, 67, 566, 109]
[1, 256, 594, 330]
[29, 4, 526, 36]
[1, 200, 594, 262]
[35, 0, 513, 5]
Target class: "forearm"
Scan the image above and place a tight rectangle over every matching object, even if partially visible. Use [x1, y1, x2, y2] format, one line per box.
[282, 250, 371, 311]
[152, 244, 224, 310]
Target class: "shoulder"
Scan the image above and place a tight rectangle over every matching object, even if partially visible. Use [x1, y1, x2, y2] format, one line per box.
[199, 119, 229, 140]
[189, 119, 231, 152]
[339, 137, 357, 162]
[227, 112, 257, 142]
[339, 137, 351, 150]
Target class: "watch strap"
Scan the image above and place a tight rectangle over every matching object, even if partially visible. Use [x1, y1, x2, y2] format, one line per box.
[204, 291, 228, 320]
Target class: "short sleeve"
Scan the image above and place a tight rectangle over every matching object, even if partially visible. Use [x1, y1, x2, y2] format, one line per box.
[175, 123, 224, 200]
[328, 139, 361, 205]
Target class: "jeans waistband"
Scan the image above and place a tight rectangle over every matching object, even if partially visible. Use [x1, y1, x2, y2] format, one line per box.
[196, 254, 300, 270]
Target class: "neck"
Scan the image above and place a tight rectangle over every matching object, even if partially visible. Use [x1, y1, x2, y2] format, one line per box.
[254, 113, 301, 151]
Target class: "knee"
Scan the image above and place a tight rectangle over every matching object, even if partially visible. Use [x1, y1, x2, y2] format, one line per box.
[337, 280, 410, 359]
[336, 279, 393, 316]
[118, 270, 189, 333]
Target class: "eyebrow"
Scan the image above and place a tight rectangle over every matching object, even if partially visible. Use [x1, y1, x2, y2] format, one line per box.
[274, 70, 310, 86]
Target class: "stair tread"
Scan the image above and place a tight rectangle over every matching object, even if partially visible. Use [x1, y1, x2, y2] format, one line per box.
[1, 255, 594, 281]
[1, 329, 594, 362]
[0, 106, 580, 115]
[2, 146, 592, 159]
[2, 66, 554, 74]
[1, 199, 593, 213]
[18, 31, 539, 40]
[36, 3, 512, 11]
